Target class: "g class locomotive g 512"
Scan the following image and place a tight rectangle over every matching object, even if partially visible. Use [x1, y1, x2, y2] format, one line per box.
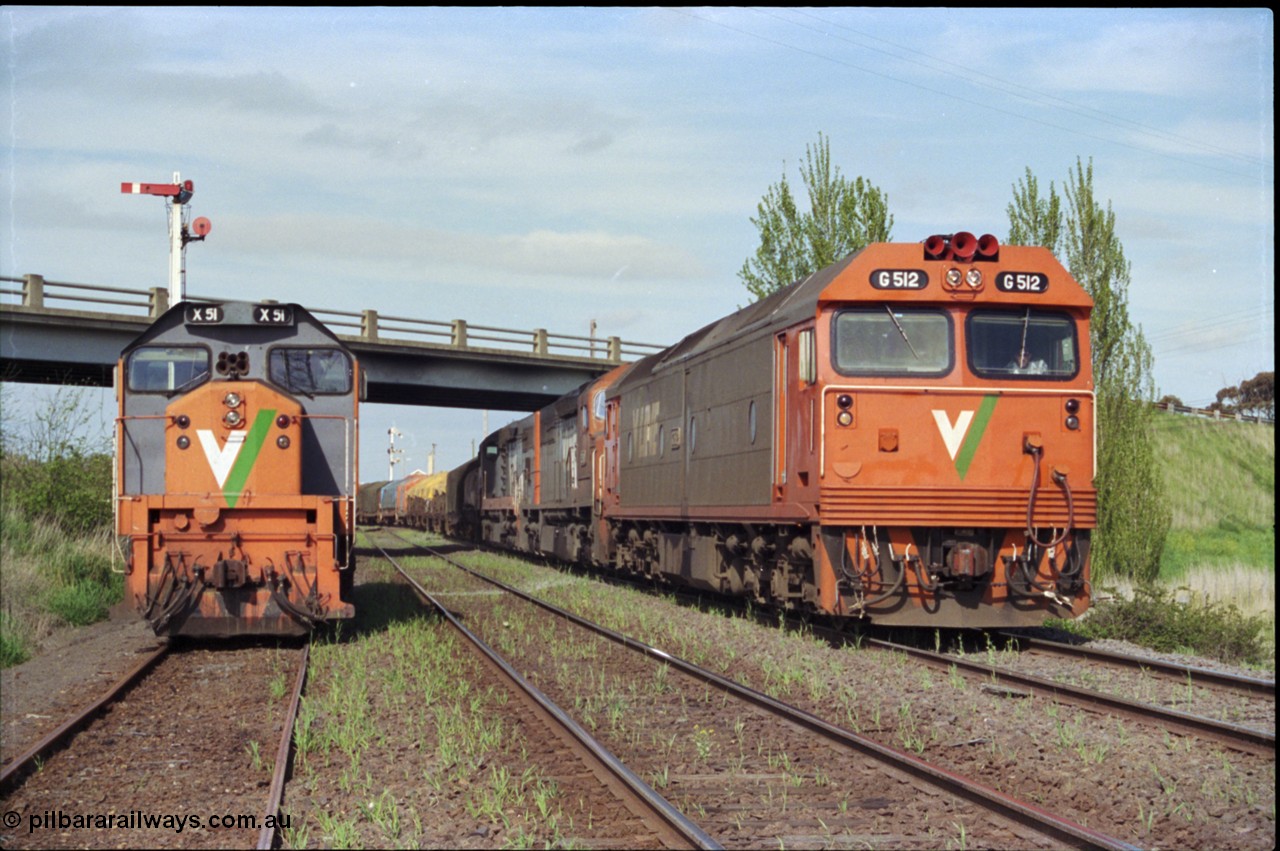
[412, 233, 1096, 629]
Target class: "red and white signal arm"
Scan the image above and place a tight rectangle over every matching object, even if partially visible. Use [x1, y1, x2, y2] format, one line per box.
[120, 180, 193, 197]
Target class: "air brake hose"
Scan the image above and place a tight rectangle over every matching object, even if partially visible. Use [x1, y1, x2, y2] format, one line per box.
[1025, 443, 1074, 550]
[839, 533, 905, 607]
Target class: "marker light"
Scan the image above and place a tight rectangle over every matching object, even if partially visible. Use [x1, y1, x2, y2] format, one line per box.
[277, 436, 291, 449]
[1066, 416, 1080, 431]
[837, 394, 853, 409]
[276, 414, 291, 429]
[174, 414, 191, 429]
[176, 435, 190, 450]
[1065, 399, 1080, 414]
[837, 411, 854, 427]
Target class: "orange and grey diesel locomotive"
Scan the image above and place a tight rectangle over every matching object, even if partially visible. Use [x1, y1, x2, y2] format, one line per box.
[116, 301, 359, 637]
[428, 232, 1096, 628]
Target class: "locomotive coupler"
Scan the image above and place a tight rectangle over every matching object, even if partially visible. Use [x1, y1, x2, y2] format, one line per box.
[211, 558, 249, 589]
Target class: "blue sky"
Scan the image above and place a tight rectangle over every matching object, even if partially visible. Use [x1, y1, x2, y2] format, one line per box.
[2, 7, 1273, 477]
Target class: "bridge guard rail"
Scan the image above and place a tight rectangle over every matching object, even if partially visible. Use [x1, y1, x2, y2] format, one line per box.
[2, 274, 664, 365]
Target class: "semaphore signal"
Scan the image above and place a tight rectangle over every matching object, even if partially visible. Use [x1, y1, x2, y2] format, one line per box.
[121, 171, 211, 306]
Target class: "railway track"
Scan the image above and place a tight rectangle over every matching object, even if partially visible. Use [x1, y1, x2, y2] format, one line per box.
[0, 641, 307, 849]
[377, 529, 1138, 850]
[369, 533, 717, 850]
[990, 632, 1275, 701]
[848, 635, 1275, 758]
[457, 532, 1275, 753]
[495, 532, 1274, 754]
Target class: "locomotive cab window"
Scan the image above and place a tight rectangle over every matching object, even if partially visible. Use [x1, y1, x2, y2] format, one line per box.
[126, 346, 210, 394]
[967, 309, 1079, 379]
[832, 307, 952, 376]
[268, 347, 352, 396]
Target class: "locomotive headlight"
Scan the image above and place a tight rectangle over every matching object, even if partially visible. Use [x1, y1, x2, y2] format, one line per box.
[224, 410, 243, 427]
[945, 268, 963, 289]
[224, 391, 242, 408]
[277, 435, 291, 449]
[836, 410, 854, 427]
[176, 435, 190, 450]
[966, 269, 983, 288]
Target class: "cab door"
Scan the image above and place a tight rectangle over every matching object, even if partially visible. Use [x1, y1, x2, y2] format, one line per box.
[774, 325, 819, 504]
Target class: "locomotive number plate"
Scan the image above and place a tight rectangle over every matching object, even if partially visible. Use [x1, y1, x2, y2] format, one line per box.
[996, 272, 1049, 293]
[871, 269, 929, 290]
[185, 305, 224, 324]
[253, 305, 295, 325]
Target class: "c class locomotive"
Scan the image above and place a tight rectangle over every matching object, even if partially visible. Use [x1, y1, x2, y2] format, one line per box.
[115, 301, 358, 636]
[412, 233, 1095, 628]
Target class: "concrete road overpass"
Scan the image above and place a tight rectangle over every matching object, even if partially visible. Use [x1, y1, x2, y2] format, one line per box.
[1, 274, 664, 411]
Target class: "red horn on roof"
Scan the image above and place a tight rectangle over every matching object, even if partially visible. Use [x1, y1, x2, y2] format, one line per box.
[976, 233, 1000, 260]
[924, 234, 949, 260]
[950, 231, 977, 262]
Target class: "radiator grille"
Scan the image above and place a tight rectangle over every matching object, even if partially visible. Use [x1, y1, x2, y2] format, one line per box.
[820, 485, 1097, 528]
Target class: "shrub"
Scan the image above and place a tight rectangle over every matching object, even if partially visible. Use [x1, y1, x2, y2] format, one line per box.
[0, 451, 113, 533]
[1064, 584, 1269, 666]
[0, 506, 123, 666]
[44, 580, 118, 627]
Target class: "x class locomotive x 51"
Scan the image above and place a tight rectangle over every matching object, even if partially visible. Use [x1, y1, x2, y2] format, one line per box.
[115, 301, 358, 637]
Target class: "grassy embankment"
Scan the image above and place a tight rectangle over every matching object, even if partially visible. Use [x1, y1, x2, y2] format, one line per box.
[1065, 414, 1274, 668]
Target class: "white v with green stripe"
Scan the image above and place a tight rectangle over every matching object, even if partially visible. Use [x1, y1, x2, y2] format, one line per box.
[197, 409, 277, 507]
[931, 396, 998, 480]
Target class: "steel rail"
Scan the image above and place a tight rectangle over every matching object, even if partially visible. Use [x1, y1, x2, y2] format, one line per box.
[866, 637, 1275, 757]
[257, 643, 310, 850]
[992, 630, 1276, 699]
[0, 644, 169, 793]
[369, 537, 720, 851]
[398, 534, 1139, 851]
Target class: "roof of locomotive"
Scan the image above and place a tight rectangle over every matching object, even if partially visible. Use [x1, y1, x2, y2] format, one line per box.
[120, 300, 348, 355]
[610, 238, 1090, 393]
[819, 241, 1092, 310]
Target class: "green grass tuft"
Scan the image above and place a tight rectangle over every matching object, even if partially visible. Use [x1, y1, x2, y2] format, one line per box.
[0, 612, 31, 668]
[44, 580, 119, 627]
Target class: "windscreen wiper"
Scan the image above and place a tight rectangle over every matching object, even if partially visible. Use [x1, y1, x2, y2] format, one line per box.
[884, 305, 920, 360]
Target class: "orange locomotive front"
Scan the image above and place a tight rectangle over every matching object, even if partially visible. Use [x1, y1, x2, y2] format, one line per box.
[802, 235, 1095, 626]
[601, 231, 1094, 628]
[116, 301, 358, 637]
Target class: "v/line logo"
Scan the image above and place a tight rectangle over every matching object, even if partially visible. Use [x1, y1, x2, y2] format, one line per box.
[196, 409, 277, 507]
[931, 396, 998, 480]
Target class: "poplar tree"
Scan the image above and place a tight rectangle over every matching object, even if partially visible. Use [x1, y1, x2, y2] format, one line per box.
[1007, 159, 1170, 583]
[739, 133, 893, 301]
